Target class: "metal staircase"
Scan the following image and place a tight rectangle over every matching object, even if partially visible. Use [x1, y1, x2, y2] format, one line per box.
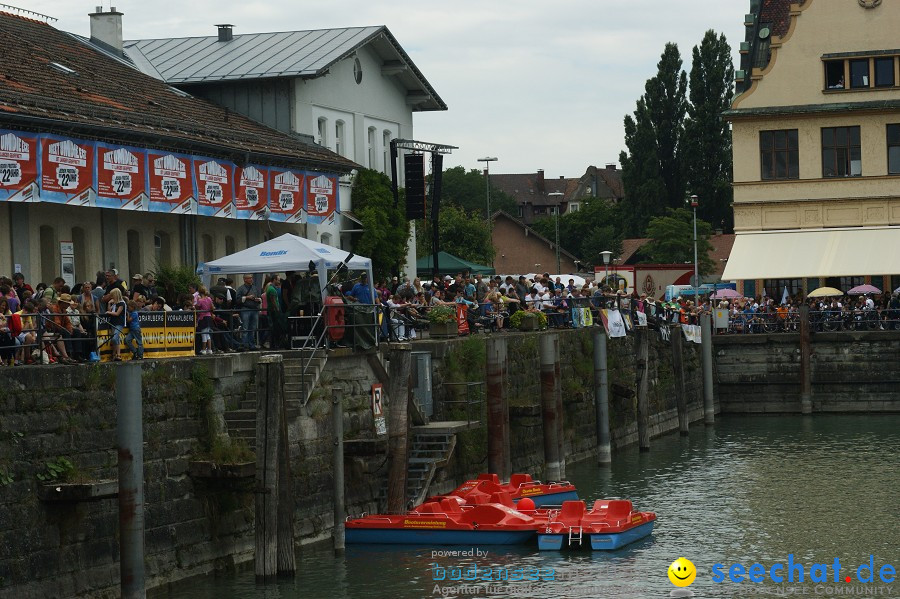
[405, 432, 456, 506]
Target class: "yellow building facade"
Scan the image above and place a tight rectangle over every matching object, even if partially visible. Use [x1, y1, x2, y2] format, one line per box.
[723, 0, 900, 297]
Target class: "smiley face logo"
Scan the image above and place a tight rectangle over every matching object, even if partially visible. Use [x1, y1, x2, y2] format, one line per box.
[668, 557, 697, 587]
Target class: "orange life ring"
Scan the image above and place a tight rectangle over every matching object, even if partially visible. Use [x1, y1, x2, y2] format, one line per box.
[325, 296, 345, 341]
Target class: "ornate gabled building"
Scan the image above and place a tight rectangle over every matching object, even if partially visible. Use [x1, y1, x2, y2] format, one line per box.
[723, 0, 900, 297]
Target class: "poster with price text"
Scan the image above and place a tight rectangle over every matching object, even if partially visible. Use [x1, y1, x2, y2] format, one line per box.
[235, 165, 269, 220]
[0, 130, 38, 202]
[195, 158, 235, 218]
[148, 150, 196, 214]
[305, 173, 339, 224]
[95, 142, 148, 210]
[39, 135, 95, 206]
[269, 168, 304, 223]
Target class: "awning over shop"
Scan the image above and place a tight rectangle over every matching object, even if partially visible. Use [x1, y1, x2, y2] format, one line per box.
[722, 227, 900, 280]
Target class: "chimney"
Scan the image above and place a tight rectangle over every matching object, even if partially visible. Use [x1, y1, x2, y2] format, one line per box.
[536, 169, 545, 193]
[216, 24, 234, 42]
[605, 163, 617, 170]
[89, 6, 124, 54]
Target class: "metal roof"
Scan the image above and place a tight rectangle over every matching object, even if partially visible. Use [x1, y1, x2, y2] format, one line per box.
[124, 25, 447, 111]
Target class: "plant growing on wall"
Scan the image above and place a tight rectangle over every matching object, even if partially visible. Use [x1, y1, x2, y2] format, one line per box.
[36, 458, 75, 483]
[509, 310, 547, 330]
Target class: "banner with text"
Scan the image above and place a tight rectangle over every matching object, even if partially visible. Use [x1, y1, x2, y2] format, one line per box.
[235, 165, 269, 220]
[96, 310, 195, 361]
[148, 150, 196, 214]
[0, 130, 39, 202]
[95, 142, 148, 210]
[305, 173, 339, 224]
[39, 135, 95, 206]
[269, 168, 304, 223]
[195, 157, 235, 218]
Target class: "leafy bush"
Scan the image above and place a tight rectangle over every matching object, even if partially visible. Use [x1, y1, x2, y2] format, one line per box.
[36, 458, 75, 483]
[427, 305, 456, 324]
[153, 263, 201, 300]
[509, 310, 547, 330]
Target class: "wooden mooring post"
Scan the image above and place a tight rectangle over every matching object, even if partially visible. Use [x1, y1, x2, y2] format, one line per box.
[332, 387, 345, 554]
[486, 337, 510, 481]
[635, 326, 651, 452]
[539, 334, 562, 480]
[255, 354, 283, 580]
[386, 346, 412, 513]
[671, 324, 689, 436]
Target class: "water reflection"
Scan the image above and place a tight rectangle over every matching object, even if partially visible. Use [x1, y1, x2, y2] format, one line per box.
[154, 415, 900, 599]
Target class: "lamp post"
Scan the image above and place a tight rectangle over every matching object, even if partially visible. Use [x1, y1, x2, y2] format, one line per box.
[689, 194, 699, 302]
[600, 251, 613, 290]
[548, 191, 564, 274]
[478, 157, 498, 267]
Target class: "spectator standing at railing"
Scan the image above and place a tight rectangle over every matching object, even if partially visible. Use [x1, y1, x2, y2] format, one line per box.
[122, 300, 144, 360]
[1, 283, 19, 313]
[66, 295, 90, 360]
[265, 276, 288, 350]
[12, 273, 32, 305]
[101, 270, 127, 310]
[42, 277, 65, 303]
[474, 274, 488, 304]
[236, 274, 261, 350]
[105, 287, 127, 361]
[194, 286, 215, 355]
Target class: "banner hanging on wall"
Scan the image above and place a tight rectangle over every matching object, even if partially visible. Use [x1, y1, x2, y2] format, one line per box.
[148, 150, 196, 214]
[195, 157, 235, 218]
[0, 130, 39, 202]
[235, 165, 269, 220]
[305, 173, 338, 224]
[39, 135, 95, 206]
[95, 142, 148, 211]
[269, 168, 304, 223]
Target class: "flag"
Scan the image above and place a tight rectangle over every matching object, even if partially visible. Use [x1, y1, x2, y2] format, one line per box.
[781, 286, 790, 305]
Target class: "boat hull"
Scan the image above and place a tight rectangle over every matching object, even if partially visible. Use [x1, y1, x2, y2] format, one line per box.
[589, 521, 655, 550]
[345, 528, 535, 545]
[519, 490, 578, 507]
[537, 534, 565, 551]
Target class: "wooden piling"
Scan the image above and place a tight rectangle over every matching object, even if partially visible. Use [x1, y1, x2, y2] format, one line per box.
[386, 346, 412, 513]
[671, 324, 689, 436]
[332, 387, 345, 554]
[592, 328, 611, 465]
[276, 359, 295, 575]
[553, 337, 565, 476]
[700, 312, 716, 425]
[255, 354, 283, 580]
[486, 337, 510, 481]
[635, 326, 650, 452]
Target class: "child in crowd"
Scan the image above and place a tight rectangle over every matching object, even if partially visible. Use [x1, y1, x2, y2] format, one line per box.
[123, 299, 144, 360]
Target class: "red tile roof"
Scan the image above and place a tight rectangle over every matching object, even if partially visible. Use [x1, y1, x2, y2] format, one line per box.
[619, 234, 735, 276]
[0, 11, 357, 172]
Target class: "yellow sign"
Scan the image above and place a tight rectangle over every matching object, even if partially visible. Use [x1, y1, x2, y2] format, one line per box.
[519, 487, 542, 496]
[96, 311, 195, 361]
[403, 519, 447, 529]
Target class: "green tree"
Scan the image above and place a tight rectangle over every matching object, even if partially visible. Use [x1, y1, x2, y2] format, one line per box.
[637, 208, 715, 275]
[416, 203, 495, 266]
[684, 30, 735, 232]
[351, 168, 409, 279]
[440, 166, 517, 217]
[530, 198, 623, 267]
[619, 43, 688, 237]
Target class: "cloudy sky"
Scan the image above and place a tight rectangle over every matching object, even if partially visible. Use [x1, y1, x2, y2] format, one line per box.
[27, 1, 745, 177]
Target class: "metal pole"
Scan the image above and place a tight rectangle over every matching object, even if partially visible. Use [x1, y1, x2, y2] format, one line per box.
[593, 328, 611, 465]
[701, 313, 716, 425]
[671, 324, 689, 436]
[555, 207, 560, 274]
[799, 304, 812, 414]
[485, 161, 491, 221]
[486, 337, 509, 479]
[117, 363, 145, 599]
[332, 387, 345, 554]
[635, 326, 650, 452]
[693, 204, 699, 301]
[539, 334, 561, 480]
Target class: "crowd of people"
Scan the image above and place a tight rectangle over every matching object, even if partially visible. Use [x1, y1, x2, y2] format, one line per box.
[2, 267, 898, 365]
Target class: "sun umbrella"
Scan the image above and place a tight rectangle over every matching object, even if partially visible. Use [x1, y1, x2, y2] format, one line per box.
[847, 284, 881, 295]
[807, 286, 843, 298]
[709, 288, 743, 299]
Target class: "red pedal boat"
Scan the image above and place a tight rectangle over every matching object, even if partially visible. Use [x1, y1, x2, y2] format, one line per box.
[537, 499, 656, 551]
[346, 492, 556, 545]
[432, 473, 578, 507]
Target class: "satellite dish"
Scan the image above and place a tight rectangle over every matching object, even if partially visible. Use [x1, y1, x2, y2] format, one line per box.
[759, 27, 771, 39]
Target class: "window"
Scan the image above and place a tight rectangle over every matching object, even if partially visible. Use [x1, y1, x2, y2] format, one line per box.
[335, 120, 345, 157]
[888, 124, 900, 175]
[569, 203, 580, 212]
[763, 279, 802, 300]
[875, 58, 895, 87]
[759, 129, 799, 180]
[849, 59, 870, 88]
[825, 61, 845, 89]
[317, 117, 328, 147]
[383, 130, 392, 175]
[822, 126, 861, 177]
[367, 127, 377, 169]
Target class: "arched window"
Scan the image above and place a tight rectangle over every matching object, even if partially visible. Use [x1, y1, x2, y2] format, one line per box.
[225, 235, 235, 256]
[335, 120, 345, 156]
[320, 232, 332, 247]
[317, 117, 328, 147]
[127, 229, 142, 277]
[72, 227, 86, 284]
[367, 126, 377, 169]
[202, 234, 214, 263]
[383, 130, 393, 175]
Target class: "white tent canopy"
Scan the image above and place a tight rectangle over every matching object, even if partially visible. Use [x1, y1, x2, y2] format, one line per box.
[200, 233, 374, 301]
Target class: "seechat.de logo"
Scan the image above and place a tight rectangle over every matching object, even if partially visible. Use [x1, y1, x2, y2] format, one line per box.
[711, 555, 896, 585]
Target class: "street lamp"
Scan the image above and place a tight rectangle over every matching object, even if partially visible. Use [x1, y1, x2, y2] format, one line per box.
[477, 157, 498, 219]
[600, 250, 612, 290]
[548, 191, 564, 274]
[689, 194, 699, 302]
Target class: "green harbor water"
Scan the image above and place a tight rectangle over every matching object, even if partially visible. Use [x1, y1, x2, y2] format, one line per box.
[152, 415, 900, 599]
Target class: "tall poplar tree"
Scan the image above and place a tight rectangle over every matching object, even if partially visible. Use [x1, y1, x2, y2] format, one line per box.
[618, 43, 688, 237]
[683, 30, 735, 232]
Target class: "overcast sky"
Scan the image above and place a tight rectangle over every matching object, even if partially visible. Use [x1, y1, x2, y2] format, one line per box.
[27, 1, 745, 178]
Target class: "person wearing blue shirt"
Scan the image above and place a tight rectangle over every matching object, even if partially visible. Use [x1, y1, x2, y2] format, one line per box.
[345, 273, 372, 304]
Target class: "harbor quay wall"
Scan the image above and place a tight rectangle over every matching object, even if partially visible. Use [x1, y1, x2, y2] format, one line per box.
[713, 331, 900, 413]
[0, 327, 705, 597]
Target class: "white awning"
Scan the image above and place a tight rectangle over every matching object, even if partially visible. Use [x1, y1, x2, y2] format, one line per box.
[722, 227, 900, 280]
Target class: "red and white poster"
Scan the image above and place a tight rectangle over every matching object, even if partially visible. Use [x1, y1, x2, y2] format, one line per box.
[235, 165, 269, 220]
[305, 173, 338, 224]
[195, 158, 234, 218]
[39, 135, 95, 205]
[269, 168, 304, 223]
[148, 151, 195, 214]
[96, 142, 147, 210]
[0, 130, 38, 202]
